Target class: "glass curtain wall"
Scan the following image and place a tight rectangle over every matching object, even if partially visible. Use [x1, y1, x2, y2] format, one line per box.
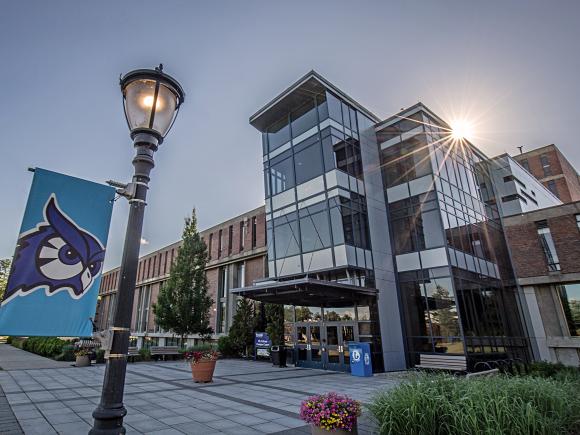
[382, 110, 529, 366]
[263, 90, 372, 277]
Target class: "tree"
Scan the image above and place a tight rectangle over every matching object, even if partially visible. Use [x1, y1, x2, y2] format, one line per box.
[228, 297, 258, 356]
[153, 209, 213, 345]
[0, 258, 11, 302]
[265, 303, 285, 346]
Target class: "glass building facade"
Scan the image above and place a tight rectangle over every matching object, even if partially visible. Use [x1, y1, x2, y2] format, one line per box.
[378, 106, 529, 367]
[242, 71, 531, 372]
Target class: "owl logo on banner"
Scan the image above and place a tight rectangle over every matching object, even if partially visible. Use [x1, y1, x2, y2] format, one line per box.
[2, 195, 106, 305]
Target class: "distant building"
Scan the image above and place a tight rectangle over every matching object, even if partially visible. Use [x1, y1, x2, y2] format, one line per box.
[489, 154, 561, 217]
[503, 201, 580, 366]
[95, 206, 266, 349]
[513, 144, 580, 203]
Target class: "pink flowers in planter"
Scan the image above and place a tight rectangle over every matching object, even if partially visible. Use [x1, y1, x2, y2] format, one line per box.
[300, 392, 361, 431]
[184, 350, 219, 365]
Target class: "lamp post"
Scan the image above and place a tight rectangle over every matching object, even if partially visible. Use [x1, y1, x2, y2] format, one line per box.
[90, 64, 185, 435]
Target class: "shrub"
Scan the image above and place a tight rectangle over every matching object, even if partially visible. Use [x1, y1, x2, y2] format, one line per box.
[6, 336, 12, 345]
[95, 349, 105, 364]
[217, 336, 237, 357]
[139, 348, 151, 361]
[22, 337, 69, 357]
[368, 374, 580, 435]
[527, 361, 580, 381]
[55, 344, 75, 361]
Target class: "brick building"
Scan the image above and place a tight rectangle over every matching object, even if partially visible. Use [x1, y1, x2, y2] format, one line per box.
[513, 144, 580, 203]
[503, 201, 580, 365]
[94, 206, 267, 349]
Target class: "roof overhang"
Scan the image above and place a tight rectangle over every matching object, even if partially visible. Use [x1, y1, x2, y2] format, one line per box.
[249, 70, 380, 132]
[231, 277, 377, 307]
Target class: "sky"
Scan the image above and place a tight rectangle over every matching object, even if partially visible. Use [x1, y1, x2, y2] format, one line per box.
[1, 0, 579, 271]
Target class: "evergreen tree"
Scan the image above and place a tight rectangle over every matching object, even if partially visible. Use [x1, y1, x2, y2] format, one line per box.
[153, 209, 213, 345]
[228, 297, 258, 356]
[265, 303, 285, 346]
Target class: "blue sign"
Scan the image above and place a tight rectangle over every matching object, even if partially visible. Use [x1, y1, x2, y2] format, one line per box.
[254, 332, 271, 348]
[350, 342, 373, 377]
[0, 168, 115, 337]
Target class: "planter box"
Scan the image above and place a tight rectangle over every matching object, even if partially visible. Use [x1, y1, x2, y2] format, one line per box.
[190, 360, 216, 383]
[75, 355, 90, 367]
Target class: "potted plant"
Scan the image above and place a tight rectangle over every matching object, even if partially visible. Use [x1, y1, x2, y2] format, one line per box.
[300, 392, 361, 434]
[74, 347, 91, 367]
[185, 349, 219, 383]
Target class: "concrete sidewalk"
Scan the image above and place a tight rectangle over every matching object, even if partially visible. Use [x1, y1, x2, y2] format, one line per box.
[0, 344, 406, 434]
[0, 344, 72, 371]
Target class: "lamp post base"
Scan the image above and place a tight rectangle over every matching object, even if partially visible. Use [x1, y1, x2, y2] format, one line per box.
[90, 405, 127, 435]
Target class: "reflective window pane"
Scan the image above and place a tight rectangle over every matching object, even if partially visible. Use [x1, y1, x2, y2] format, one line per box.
[269, 157, 295, 195]
[326, 326, 338, 346]
[295, 306, 322, 322]
[324, 307, 355, 321]
[300, 210, 331, 253]
[295, 143, 323, 185]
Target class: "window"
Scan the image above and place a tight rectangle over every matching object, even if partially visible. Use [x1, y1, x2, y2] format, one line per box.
[536, 221, 560, 271]
[547, 180, 559, 197]
[300, 209, 332, 253]
[218, 229, 223, 257]
[540, 153, 552, 177]
[576, 214, 580, 231]
[520, 159, 530, 172]
[382, 139, 431, 187]
[291, 100, 317, 138]
[269, 156, 295, 195]
[136, 285, 151, 332]
[251, 216, 257, 248]
[557, 283, 580, 336]
[239, 221, 245, 251]
[106, 294, 116, 328]
[274, 220, 300, 258]
[208, 233, 213, 259]
[294, 143, 324, 185]
[218, 266, 228, 298]
[228, 225, 233, 256]
[266, 116, 290, 152]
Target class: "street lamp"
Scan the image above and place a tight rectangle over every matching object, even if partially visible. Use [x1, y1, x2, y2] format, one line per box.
[91, 64, 184, 435]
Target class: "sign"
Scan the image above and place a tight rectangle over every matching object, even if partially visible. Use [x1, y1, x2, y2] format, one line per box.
[254, 332, 272, 348]
[254, 332, 272, 358]
[0, 168, 115, 337]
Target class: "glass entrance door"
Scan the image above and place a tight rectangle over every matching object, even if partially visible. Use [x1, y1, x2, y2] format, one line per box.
[295, 323, 323, 369]
[323, 322, 357, 372]
[294, 321, 358, 371]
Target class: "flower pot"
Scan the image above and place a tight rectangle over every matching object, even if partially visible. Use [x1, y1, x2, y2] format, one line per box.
[310, 423, 357, 435]
[190, 359, 216, 383]
[75, 355, 90, 367]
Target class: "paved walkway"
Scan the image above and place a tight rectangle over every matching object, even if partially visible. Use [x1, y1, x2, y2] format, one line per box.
[0, 345, 72, 371]
[0, 345, 406, 434]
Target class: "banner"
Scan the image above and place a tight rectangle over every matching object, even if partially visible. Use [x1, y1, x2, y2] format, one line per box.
[0, 168, 115, 337]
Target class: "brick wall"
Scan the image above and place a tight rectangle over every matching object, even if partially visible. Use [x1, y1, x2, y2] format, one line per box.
[504, 203, 580, 279]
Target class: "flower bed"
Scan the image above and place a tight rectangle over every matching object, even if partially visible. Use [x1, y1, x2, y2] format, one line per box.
[300, 392, 361, 432]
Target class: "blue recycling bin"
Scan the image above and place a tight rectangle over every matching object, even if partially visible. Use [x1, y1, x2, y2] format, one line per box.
[349, 342, 372, 377]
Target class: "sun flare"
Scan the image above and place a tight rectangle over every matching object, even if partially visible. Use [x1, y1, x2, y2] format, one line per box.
[450, 119, 474, 141]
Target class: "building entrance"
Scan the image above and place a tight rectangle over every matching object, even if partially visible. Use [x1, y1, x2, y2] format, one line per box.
[294, 321, 358, 371]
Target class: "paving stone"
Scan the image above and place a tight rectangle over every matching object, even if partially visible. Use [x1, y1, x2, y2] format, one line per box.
[205, 418, 241, 430]
[252, 422, 294, 433]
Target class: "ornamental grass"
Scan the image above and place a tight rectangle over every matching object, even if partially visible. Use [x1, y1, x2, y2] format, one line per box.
[368, 374, 580, 435]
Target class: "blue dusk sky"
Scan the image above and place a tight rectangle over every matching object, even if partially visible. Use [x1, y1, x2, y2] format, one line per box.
[1, 0, 579, 270]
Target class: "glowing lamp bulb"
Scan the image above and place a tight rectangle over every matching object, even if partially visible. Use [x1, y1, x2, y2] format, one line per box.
[143, 95, 155, 108]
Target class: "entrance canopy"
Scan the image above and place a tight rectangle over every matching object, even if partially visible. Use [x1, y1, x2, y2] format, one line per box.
[231, 277, 377, 307]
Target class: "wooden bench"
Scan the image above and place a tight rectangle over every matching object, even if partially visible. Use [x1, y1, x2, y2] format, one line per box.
[150, 346, 181, 360]
[415, 354, 467, 372]
[127, 346, 139, 362]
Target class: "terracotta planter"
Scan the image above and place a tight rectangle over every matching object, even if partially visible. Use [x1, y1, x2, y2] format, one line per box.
[190, 359, 217, 383]
[75, 355, 90, 367]
[310, 423, 357, 435]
